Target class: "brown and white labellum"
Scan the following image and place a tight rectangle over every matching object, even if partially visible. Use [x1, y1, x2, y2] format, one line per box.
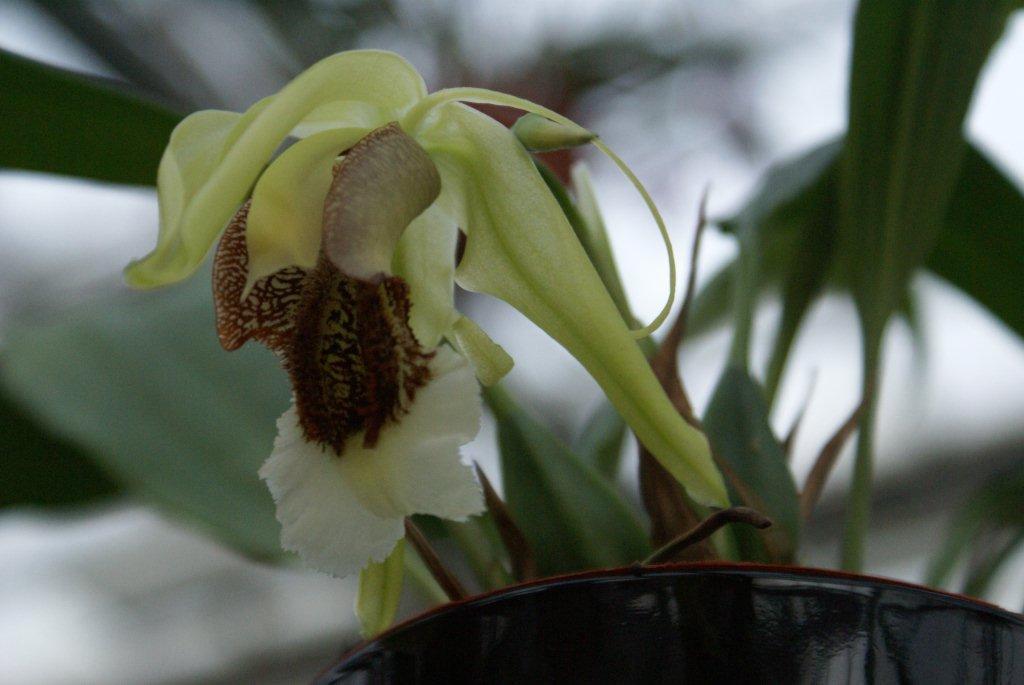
[212, 122, 444, 455]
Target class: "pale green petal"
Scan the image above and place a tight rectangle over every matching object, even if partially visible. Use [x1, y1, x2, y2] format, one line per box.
[392, 204, 460, 348]
[448, 315, 513, 386]
[419, 103, 727, 506]
[246, 127, 368, 283]
[292, 101, 390, 138]
[339, 348, 483, 520]
[356, 539, 405, 638]
[127, 50, 427, 288]
[570, 162, 633, 323]
[125, 105, 261, 287]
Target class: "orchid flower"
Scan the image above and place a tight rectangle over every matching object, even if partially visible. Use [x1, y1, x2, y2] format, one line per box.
[210, 123, 484, 578]
[125, 50, 727, 578]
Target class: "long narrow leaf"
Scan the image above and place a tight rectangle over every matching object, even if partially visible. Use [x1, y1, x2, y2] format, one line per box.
[573, 399, 627, 480]
[703, 139, 1024, 349]
[1, 49, 181, 185]
[928, 146, 1024, 338]
[702, 366, 800, 562]
[839, 0, 1016, 337]
[486, 385, 649, 574]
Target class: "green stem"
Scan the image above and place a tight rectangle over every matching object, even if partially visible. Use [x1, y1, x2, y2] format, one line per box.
[763, 297, 803, 410]
[448, 519, 513, 590]
[841, 335, 881, 571]
[727, 228, 758, 371]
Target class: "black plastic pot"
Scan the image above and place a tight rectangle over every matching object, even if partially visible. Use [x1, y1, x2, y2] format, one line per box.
[315, 563, 1024, 684]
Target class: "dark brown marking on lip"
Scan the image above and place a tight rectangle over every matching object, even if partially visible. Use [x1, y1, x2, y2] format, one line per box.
[216, 234, 435, 455]
[211, 122, 440, 456]
[285, 260, 433, 453]
[212, 200, 308, 353]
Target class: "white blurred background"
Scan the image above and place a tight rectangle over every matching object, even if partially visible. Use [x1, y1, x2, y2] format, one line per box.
[1, 0, 1022, 682]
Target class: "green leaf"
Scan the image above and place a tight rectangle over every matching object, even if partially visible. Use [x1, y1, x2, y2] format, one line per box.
[709, 139, 1024, 345]
[1, 49, 182, 185]
[705, 137, 1023, 388]
[0, 273, 290, 558]
[963, 528, 1024, 598]
[927, 468, 1024, 591]
[685, 261, 737, 338]
[726, 141, 841, 398]
[839, 0, 1016, 339]
[701, 366, 800, 562]
[0, 387, 122, 507]
[573, 399, 627, 480]
[485, 385, 649, 574]
[356, 539, 405, 638]
[445, 515, 514, 589]
[927, 146, 1024, 338]
[692, 140, 842, 343]
[721, 138, 841, 238]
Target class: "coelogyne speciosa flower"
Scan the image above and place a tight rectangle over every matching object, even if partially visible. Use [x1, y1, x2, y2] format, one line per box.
[125, 50, 727, 577]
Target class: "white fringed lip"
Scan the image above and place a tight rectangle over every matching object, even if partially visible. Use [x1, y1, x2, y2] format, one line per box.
[259, 347, 484, 578]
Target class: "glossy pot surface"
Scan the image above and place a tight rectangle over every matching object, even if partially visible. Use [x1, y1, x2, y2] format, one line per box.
[315, 564, 1024, 684]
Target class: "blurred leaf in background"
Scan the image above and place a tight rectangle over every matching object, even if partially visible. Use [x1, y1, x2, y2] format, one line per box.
[927, 467, 1024, 601]
[1, 48, 180, 184]
[838, 0, 1018, 342]
[707, 141, 1024, 347]
[0, 275, 290, 558]
[700, 0, 1023, 574]
[487, 386, 649, 575]
[0, 388, 122, 508]
[928, 147, 1024, 339]
[702, 367, 799, 563]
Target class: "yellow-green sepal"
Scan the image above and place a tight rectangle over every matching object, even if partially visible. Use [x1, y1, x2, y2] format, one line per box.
[124, 104, 264, 288]
[420, 103, 727, 506]
[448, 315, 514, 386]
[246, 127, 369, 283]
[392, 205, 460, 349]
[355, 539, 405, 638]
[126, 50, 427, 288]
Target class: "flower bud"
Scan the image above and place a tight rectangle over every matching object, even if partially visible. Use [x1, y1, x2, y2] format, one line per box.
[511, 113, 595, 152]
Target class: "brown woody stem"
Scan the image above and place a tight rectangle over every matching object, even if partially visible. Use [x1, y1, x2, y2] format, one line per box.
[800, 390, 869, 520]
[782, 369, 819, 461]
[647, 187, 711, 426]
[642, 506, 772, 565]
[404, 518, 467, 601]
[474, 463, 538, 581]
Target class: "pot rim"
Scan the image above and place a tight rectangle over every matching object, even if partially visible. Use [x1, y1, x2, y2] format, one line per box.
[332, 561, 1024, 667]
